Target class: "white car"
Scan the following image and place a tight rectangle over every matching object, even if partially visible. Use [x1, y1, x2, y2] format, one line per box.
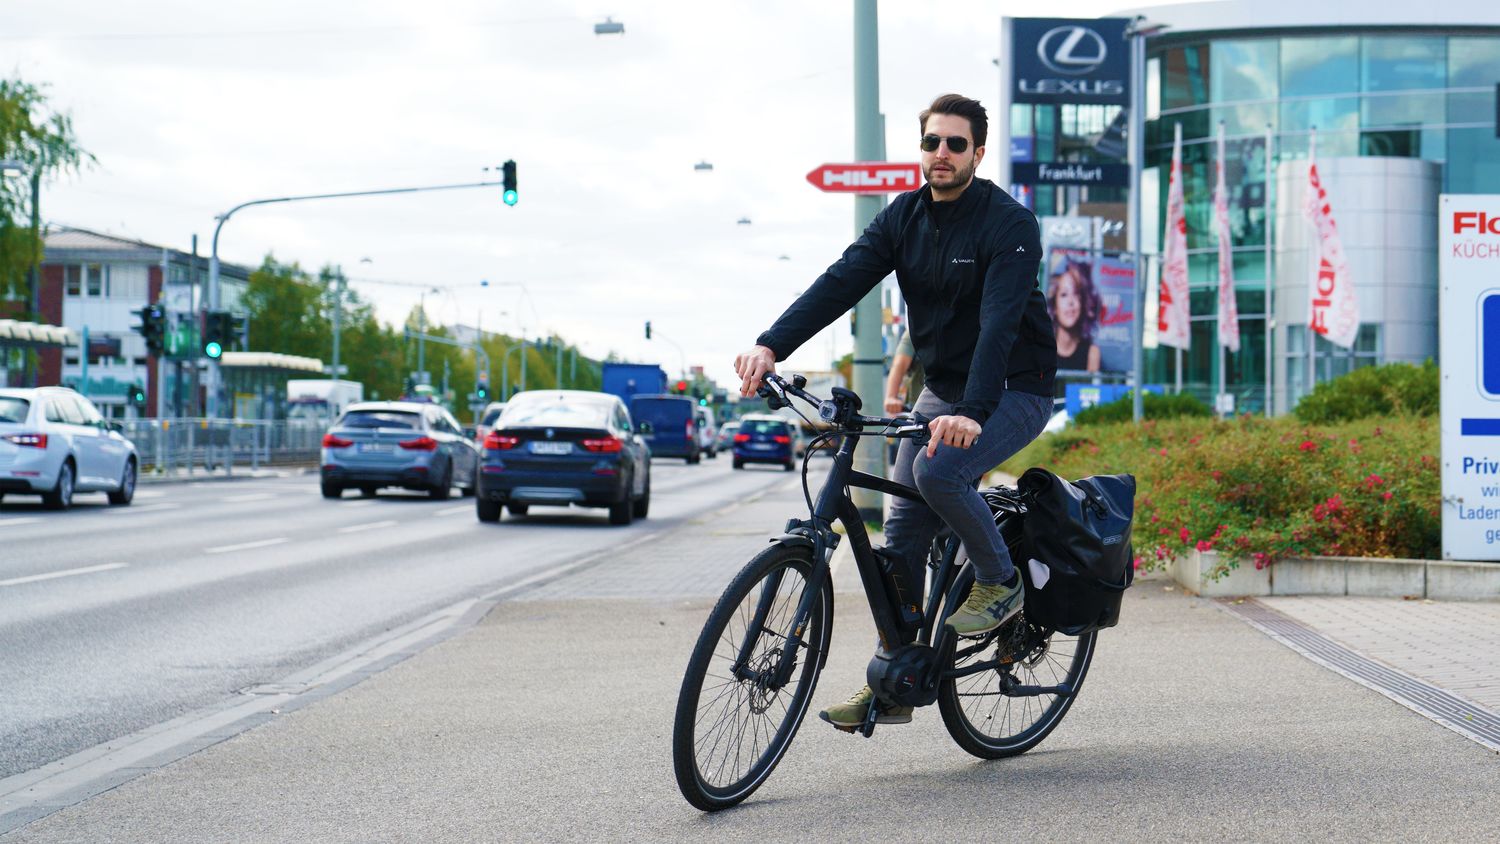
[0, 387, 139, 509]
[694, 405, 719, 458]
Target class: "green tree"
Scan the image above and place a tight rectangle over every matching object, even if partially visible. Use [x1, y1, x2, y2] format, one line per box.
[0, 76, 94, 305]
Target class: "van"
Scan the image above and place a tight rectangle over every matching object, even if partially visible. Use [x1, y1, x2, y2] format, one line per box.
[629, 394, 701, 463]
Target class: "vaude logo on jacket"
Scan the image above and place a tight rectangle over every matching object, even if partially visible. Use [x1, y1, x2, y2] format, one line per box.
[951, 258, 975, 264]
[1037, 26, 1107, 75]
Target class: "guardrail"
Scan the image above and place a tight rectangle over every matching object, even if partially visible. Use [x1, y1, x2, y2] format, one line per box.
[120, 418, 324, 477]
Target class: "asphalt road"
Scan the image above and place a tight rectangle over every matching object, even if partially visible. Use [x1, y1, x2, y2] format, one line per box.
[4, 468, 1498, 842]
[0, 453, 796, 779]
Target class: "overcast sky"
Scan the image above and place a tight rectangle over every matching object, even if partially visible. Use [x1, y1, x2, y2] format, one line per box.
[8, 0, 1125, 388]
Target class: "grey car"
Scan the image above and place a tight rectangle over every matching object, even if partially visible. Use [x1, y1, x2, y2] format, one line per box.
[0, 387, 138, 510]
[320, 401, 479, 499]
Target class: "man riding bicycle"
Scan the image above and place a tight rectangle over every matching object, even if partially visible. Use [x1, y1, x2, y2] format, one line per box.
[733, 93, 1057, 729]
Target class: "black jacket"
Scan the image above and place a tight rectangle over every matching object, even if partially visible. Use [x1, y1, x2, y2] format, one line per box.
[756, 178, 1056, 424]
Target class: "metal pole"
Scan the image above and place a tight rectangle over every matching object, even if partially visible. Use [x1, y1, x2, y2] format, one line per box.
[418, 291, 426, 381]
[997, 17, 1014, 191]
[80, 325, 89, 396]
[1217, 121, 1227, 417]
[555, 337, 563, 388]
[1264, 122, 1275, 416]
[852, 0, 885, 521]
[331, 267, 344, 383]
[502, 344, 510, 398]
[520, 338, 527, 391]
[1128, 22, 1146, 423]
[26, 168, 40, 387]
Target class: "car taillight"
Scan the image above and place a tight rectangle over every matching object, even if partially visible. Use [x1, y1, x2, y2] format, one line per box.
[399, 436, 439, 451]
[581, 436, 623, 453]
[483, 432, 519, 451]
[686, 420, 695, 437]
[772, 435, 791, 444]
[734, 433, 750, 443]
[322, 433, 352, 448]
[3, 433, 47, 448]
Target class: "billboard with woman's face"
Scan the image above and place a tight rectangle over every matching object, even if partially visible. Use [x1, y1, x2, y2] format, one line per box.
[1045, 250, 1136, 375]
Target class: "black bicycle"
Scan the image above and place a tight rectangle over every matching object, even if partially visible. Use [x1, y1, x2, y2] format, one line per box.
[671, 373, 1097, 812]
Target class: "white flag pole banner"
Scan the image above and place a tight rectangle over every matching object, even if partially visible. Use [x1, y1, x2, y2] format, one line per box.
[1439, 194, 1500, 561]
[1157, 122, 1191, 349]
[1301, 130, 1361, 348]
[1215, 124, 1240, 353]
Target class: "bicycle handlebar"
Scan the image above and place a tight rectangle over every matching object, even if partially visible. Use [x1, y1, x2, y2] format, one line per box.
[758, 372, 929, 443]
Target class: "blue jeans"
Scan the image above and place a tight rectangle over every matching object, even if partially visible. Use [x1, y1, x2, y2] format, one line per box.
[883, 387, 1052, 604]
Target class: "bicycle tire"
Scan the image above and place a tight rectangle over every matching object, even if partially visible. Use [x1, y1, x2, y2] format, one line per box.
[936, 561, 1096, 759]
[672, 543, 832, 811]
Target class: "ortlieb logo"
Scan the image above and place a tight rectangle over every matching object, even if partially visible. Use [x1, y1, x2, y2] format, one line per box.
[1102, 534, 1123, 545]
[1455, 212, 1500, 235]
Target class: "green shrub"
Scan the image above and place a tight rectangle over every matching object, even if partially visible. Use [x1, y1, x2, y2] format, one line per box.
[1294, 360, 1438, 423]
[1073, 390, 1213, 427]
[998, 414, 1440, 576]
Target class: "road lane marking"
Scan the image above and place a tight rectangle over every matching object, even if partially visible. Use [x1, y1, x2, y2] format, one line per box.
[106, 503, 183, 515]
[0, 563, 127, 587]
[134, 491, 165, 499]
[222, 492, 277, 503]
[0, 517, 42, 527]
[204, 537, 289, 554]
[337, 519, 399, 534]
[434, 505, 471, 516]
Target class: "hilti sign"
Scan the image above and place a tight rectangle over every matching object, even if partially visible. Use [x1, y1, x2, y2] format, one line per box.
[1455, 211, 1500, 235]
[805, 162, 921, 194]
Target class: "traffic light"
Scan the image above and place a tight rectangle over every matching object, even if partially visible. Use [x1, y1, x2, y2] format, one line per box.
[135, 304, 167, 356]
[203, 310, 232, 359]
[644, 320, 651, 340]
[476, 373, 489, 401]
[501, 160, 518, 206]
[698, 398, 708, 406]
[128, 382, 146, 409]
[675, 380, 688, 394]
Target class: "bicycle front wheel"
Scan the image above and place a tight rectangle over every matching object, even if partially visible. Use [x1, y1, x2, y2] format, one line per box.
[671, 543, 832, 811]
[937, 563, 1096, 759]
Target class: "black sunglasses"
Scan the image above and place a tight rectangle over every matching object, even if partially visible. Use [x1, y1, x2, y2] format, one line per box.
[920, 134, 969, 153]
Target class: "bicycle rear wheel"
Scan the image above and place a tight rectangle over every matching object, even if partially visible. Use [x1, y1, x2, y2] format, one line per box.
[937, 563, 1096, 759]
[672, 543, 832, 811]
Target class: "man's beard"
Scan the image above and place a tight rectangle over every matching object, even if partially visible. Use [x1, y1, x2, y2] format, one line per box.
[924, 159, 975, 190]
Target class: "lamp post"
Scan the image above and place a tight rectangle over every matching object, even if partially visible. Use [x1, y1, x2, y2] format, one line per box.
[1, 158, 41, 386]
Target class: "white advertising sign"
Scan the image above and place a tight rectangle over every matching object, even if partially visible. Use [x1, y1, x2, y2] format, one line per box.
[1439, 194, 1500, 560]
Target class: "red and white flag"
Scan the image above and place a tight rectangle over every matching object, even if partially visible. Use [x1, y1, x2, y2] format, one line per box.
[1158, 123, 1190, 349]
[1214, 124, 1240, 353]
[1302, 131, 1360, 348]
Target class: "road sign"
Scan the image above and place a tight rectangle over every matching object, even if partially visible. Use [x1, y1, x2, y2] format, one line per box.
[805, 162, 921, 194]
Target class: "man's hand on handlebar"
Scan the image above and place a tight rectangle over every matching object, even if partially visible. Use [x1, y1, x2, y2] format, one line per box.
[925, 414, 980, 458]
[734, 345, 777, 397]
[883, 395, 907, 415]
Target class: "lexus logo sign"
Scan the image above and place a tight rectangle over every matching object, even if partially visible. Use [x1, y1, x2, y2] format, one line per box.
[1037, 26, 1108, 76]
[1012, 17, 1130, 106]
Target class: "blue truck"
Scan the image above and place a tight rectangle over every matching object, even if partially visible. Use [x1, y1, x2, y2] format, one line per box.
[601, 362, 669, 405]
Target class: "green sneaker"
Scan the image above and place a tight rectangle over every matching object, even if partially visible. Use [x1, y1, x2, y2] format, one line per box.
[818, 684, 913, 729]
[945, 578, 1024, 637]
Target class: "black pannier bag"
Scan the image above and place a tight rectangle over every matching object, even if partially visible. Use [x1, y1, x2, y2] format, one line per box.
[1016, 468, 1136, 635]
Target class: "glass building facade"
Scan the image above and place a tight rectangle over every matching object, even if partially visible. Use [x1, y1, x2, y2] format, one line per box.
[1015, 23, 1500, 412]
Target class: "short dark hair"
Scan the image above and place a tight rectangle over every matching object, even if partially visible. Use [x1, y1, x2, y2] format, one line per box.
[919, 94, 987, 149]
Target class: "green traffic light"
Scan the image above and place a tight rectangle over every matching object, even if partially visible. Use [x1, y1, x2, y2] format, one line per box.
[503, 189, 518, 206]
[205, 341, 223, 359]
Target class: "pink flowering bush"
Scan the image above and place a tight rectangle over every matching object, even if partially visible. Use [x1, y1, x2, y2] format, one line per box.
[998, 413, 1440, 579]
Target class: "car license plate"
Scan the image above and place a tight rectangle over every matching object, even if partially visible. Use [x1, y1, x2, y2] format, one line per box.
[359, 442, 393, 454]
[749, 442, 771, 450]
[531, 441, 572, 455]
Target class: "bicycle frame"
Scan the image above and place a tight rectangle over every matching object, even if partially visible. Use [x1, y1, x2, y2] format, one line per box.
[734, 419, 968, 692]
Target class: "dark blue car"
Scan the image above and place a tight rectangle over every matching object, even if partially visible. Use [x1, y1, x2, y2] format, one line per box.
[731, 414, 795, 471]
[629, 395, 700, 463]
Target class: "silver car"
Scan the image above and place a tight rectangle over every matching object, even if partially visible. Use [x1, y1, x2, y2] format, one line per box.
[0, 387, 139, 510]
[320, 401, 479, 499]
